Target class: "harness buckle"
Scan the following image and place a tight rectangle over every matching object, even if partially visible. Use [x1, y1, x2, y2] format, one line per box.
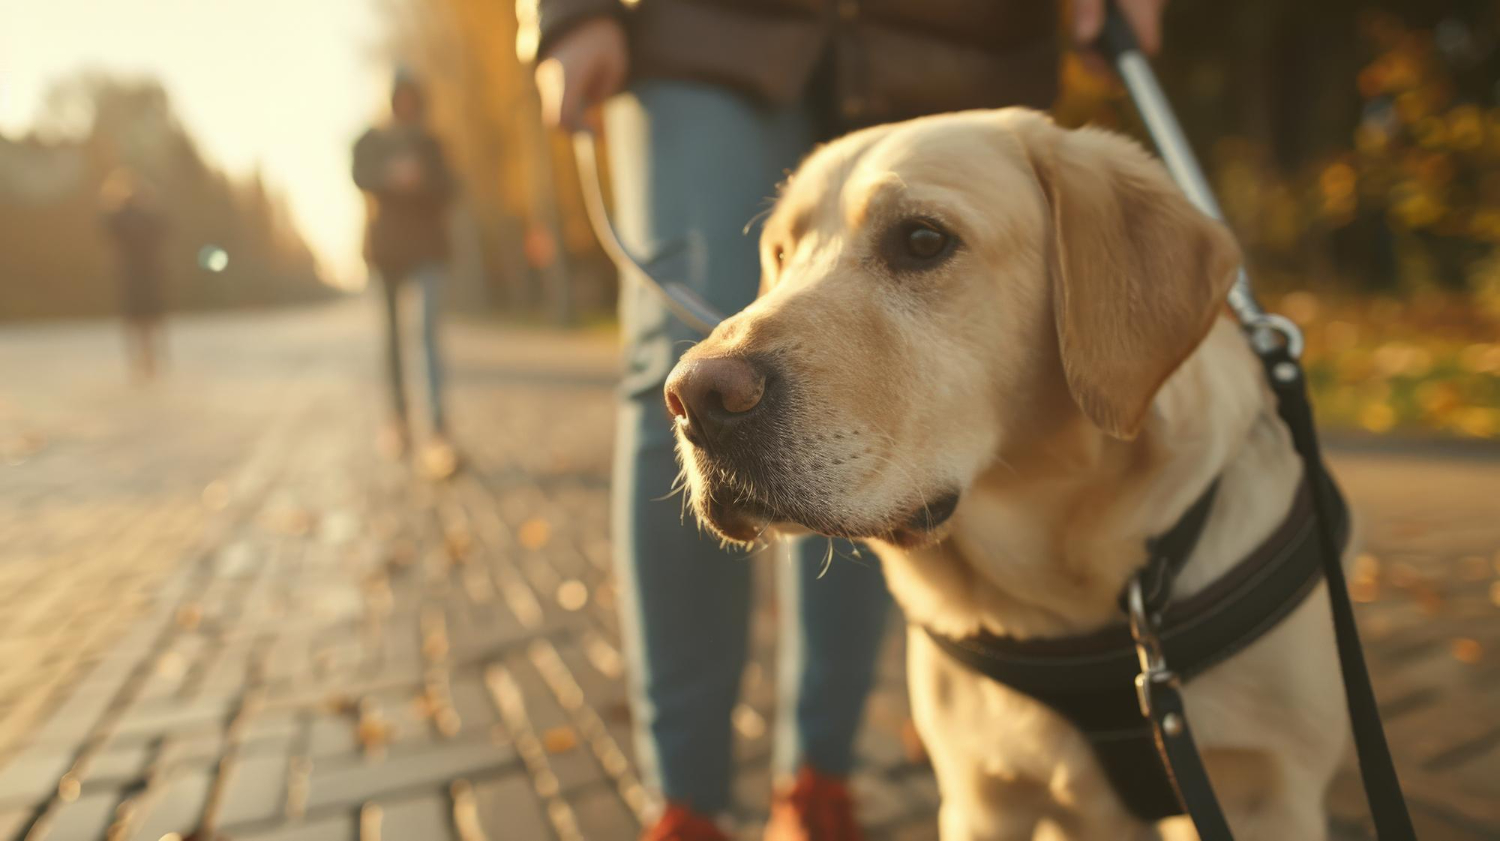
[1128, 575, 1179, 718]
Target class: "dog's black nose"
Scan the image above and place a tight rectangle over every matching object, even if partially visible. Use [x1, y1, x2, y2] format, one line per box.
[664, 356, 766, 448]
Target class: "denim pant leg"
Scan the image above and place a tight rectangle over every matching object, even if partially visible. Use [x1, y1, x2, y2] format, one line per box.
[376, 273, 408, 423]
[775, 540, 890, 778]
[413, 261, 447, 432]
[607, 80, 809, 814]
[606, 80, 892, 813]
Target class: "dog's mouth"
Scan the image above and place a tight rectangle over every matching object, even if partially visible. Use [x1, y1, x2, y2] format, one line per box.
[884, 490, 962, 547]
[690, 455, 961, 548]
[699, 492, 778, 543]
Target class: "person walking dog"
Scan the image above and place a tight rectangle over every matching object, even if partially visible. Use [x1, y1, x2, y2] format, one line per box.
[526, 1, 1167, 838]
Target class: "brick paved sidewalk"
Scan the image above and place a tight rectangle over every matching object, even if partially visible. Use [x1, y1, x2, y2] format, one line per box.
[0, 302, 1496, 841]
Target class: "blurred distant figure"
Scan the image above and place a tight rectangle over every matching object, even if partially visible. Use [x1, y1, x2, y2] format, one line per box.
[100, 169, 168, 381]
[353, 68, 458, 479]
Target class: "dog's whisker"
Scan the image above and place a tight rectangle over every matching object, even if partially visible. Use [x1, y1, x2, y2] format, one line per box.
[816, 537, 836, 579]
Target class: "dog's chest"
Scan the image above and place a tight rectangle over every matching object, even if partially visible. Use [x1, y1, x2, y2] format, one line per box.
[905, 625, 1105, 787]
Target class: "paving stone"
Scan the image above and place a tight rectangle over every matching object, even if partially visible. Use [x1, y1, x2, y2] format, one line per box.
[115, 696, 236, 740]
[373, 793, 455, 841]
[85, 744, 153, 783]
[880, 819, 941, 841]
[1408, 806, 1496, 841]
[127, 768, 212, 841]
[196, 646, 254, 700]
[473, 773, 551, 841]
[0, 810, 32, 841]
[852, 772, 916, 829]
[29, 679, 123, 747]
[1431, 747, 1500, 824]
[501, 658, 604, 793]
[566, 784, 638, 841]
[306, 715, 358, 760]
[217, 753, 289, 827]
[34, 790, 120, 840]
[446, 675, 497, 737]
[305, 741, 517, 811]
[263, 638, 312, 684]
[0, 746, 75, 806]
[1380, 694, 1499, 769]
[339, 687, 426, 754]
[242, 712, 302, 755]
[233, 815, 356, 841]
[899, 772, 940, 811]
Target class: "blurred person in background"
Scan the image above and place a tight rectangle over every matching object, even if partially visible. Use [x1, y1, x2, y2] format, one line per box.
[353, 68, 459, 479]
[100, 169, 169, 382]
[531, 1, 1166, 839]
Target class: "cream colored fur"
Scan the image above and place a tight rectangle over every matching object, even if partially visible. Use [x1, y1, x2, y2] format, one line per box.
[669, 108, 1349, 839]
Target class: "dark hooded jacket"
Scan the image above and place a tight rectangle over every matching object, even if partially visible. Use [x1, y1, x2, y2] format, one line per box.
[352, 93, 455, 280]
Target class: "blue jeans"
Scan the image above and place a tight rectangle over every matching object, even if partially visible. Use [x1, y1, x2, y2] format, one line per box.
[605, 81, 892, 815]
[376, 261, 446, 432]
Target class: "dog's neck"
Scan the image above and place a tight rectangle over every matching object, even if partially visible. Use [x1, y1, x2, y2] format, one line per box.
[879, 318, 1294, 640]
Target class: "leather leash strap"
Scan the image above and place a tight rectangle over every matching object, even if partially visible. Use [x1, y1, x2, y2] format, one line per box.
[1099, 4, 1417, 835]
[1127, 335, 1416, 841]
[1257, 343, 1416, 840]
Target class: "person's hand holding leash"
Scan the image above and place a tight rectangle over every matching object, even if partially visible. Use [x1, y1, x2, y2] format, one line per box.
[535, 16, 628, 132]
[1073, 0, 1168, 54]
[1072, 0, 1167, 76]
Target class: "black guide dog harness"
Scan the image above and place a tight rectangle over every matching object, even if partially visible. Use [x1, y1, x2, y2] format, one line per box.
[927, 469, 1349, 822]
[920, 302, 1416, 839]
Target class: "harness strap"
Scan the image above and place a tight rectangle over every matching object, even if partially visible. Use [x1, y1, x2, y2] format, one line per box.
[927, 479, 1336, 688]
[926, 474, 1343, 822]
[1131, 479, 1219, 617]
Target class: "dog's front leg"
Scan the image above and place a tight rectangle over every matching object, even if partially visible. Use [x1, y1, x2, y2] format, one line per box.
[933, 765, 1045, 841]
[909, 629, 1047, 840]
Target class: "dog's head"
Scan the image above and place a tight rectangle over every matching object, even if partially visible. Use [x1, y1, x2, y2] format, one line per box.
[666, 109, 1241, 548]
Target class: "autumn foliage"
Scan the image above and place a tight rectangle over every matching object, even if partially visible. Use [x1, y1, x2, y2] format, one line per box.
[0, 75, 330, 322]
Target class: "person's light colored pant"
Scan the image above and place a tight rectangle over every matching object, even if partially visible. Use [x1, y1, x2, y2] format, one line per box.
[377, 261, 446, 432]
[605, 80, 892, 815]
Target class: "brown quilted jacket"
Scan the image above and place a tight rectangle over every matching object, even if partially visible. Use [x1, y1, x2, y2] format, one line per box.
[527, 0, 1059, 128]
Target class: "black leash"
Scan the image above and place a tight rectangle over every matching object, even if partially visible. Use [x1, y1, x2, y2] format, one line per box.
[1260, 344, 1417, 840]
[1117, 332, 1415, 840]
[1125, 536, 1233, 841]
[1101, 6, 1417, 837]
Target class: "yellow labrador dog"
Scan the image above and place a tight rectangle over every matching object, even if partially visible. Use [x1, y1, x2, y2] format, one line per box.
[663, 108, 1346, 840]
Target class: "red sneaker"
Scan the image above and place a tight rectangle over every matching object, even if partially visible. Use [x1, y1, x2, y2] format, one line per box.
[763, 766, 865, 841]
[642, 803, 731, 841]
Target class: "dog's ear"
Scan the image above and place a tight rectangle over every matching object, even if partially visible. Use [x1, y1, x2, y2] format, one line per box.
[1019, 119, 1242, 440]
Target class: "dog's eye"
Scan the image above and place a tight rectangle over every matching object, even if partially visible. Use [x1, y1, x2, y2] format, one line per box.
[906, 226, 948, 259]
[882, 219, 956, 271]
